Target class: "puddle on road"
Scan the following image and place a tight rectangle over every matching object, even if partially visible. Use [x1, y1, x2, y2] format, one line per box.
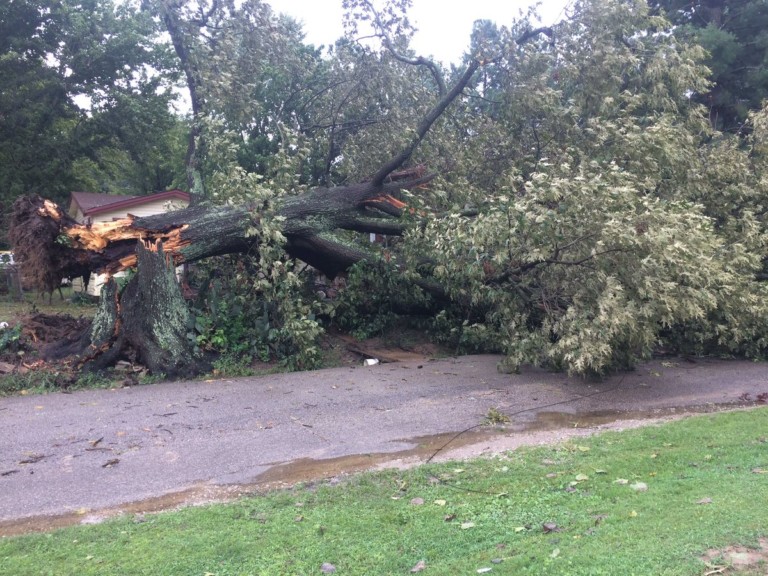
[0, 402, 746, 538]
[249, 428, 501, 490]
[0, 486, 211, 538]
[514, 407, 677, 431]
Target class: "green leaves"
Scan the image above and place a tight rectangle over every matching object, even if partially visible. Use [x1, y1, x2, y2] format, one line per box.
[400, 0, 768, 374]
[0, 0, 184, 205]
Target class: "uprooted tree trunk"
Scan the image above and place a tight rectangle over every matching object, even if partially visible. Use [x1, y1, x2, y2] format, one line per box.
[11, 173, 430, 280]
[9, 59, 480, 377]
[35, 241, 206, 377]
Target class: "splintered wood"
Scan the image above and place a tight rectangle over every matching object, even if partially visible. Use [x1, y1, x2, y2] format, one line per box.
[139, 239, 177, 267]
[64, 217, 138, 251]
[40, 199, 192, 274]
[363, 195, 408, 210]
[40, 199, 63, 221]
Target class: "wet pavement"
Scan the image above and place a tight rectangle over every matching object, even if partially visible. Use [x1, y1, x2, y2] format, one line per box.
[1, 355, 767, 536]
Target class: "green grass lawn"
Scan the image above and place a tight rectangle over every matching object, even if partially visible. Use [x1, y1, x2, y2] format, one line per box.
[0, 286, 97, 321]
[1, 408, 766, 575]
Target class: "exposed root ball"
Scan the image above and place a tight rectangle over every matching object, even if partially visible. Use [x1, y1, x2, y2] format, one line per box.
[9, 195, 90, 292]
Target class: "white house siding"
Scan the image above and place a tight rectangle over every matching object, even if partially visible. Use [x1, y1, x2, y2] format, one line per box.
[87, 199, 187, 224]
[71, 273, 127, 297]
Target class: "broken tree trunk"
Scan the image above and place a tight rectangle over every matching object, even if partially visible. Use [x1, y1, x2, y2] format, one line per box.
[10, 179, 424, 283]
[45, 241, 206, 378]
[10, 181, 435, 375]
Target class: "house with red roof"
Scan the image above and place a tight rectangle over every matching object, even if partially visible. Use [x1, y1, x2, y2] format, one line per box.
[68, 189, 190, 224]
[69, 189, 191, 295]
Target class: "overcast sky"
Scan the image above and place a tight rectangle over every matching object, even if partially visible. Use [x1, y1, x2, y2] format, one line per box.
[268, 0, 571, 64]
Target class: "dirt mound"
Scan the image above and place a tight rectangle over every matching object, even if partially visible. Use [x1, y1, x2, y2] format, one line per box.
[701, 538, 768, 574]
[21, 313, 91, 345]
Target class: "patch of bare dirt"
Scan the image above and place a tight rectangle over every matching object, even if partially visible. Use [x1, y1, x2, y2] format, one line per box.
[701, 538, 768, 574]
[20, 312, 91, 345]
[326, 327, 446, 365]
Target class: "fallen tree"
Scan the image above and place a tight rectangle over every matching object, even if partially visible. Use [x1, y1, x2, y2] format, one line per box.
[9, 176, 438, 375]
[9, 59, 480, 376]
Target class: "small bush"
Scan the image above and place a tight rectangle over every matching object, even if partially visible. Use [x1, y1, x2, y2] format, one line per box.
[0, 324, 22, 353]
[188, 255, 325, 371]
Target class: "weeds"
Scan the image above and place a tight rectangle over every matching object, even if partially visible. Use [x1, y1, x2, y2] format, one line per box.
[211, 354, 255, 378]
[72, 371, 117, 390]
[0, 370, 65, 396]
[484, 406, 511, 424]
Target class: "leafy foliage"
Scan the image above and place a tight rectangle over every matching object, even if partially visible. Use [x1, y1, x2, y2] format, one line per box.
[8, 0, 768, 376]
[188, 109, 327, 371]
[189, 255, 324, 372]
[401, 0, 768, 374]
[0, 324, 22, 353]
[0, 0, 184, 216]
[333, 258, 433, 340]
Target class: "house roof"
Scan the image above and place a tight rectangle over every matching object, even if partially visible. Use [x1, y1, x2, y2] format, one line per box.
[70, 189, 190, 217]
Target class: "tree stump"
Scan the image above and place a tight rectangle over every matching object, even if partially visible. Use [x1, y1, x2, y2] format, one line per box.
[75, 241, 206, 377]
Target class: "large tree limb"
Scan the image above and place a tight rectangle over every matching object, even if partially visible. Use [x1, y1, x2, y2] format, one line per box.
[9, 172, 433, 287]
[370, 59, 481, 187]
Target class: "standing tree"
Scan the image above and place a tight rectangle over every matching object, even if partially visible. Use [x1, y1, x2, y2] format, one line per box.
[649, 0, 768, 132]
[149, 0, 331, 197]
[0, 0, 186, 230]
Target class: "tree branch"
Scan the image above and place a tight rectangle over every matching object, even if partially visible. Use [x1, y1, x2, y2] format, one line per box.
[384, 46, 447, 95]
[370, 59, 480, 187]
[338, 217, 406, 236]
[359, 0, 446, 95]
[516, 26, 555, 45]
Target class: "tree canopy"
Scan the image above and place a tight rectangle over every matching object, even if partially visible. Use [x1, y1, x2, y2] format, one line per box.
[7, 0, 768, 376]
[0, 0, 185, 217]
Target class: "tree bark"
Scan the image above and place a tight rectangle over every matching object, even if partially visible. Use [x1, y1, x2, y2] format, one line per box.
[155, 0, 209, 197]
[45, 242, 207, 377]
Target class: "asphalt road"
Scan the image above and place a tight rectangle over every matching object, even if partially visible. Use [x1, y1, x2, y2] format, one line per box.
[1, 355, 766, 535]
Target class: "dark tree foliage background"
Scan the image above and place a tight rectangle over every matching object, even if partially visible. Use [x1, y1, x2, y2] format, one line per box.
[650, 0, 768, 132]
[0, 0, 185, 240]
